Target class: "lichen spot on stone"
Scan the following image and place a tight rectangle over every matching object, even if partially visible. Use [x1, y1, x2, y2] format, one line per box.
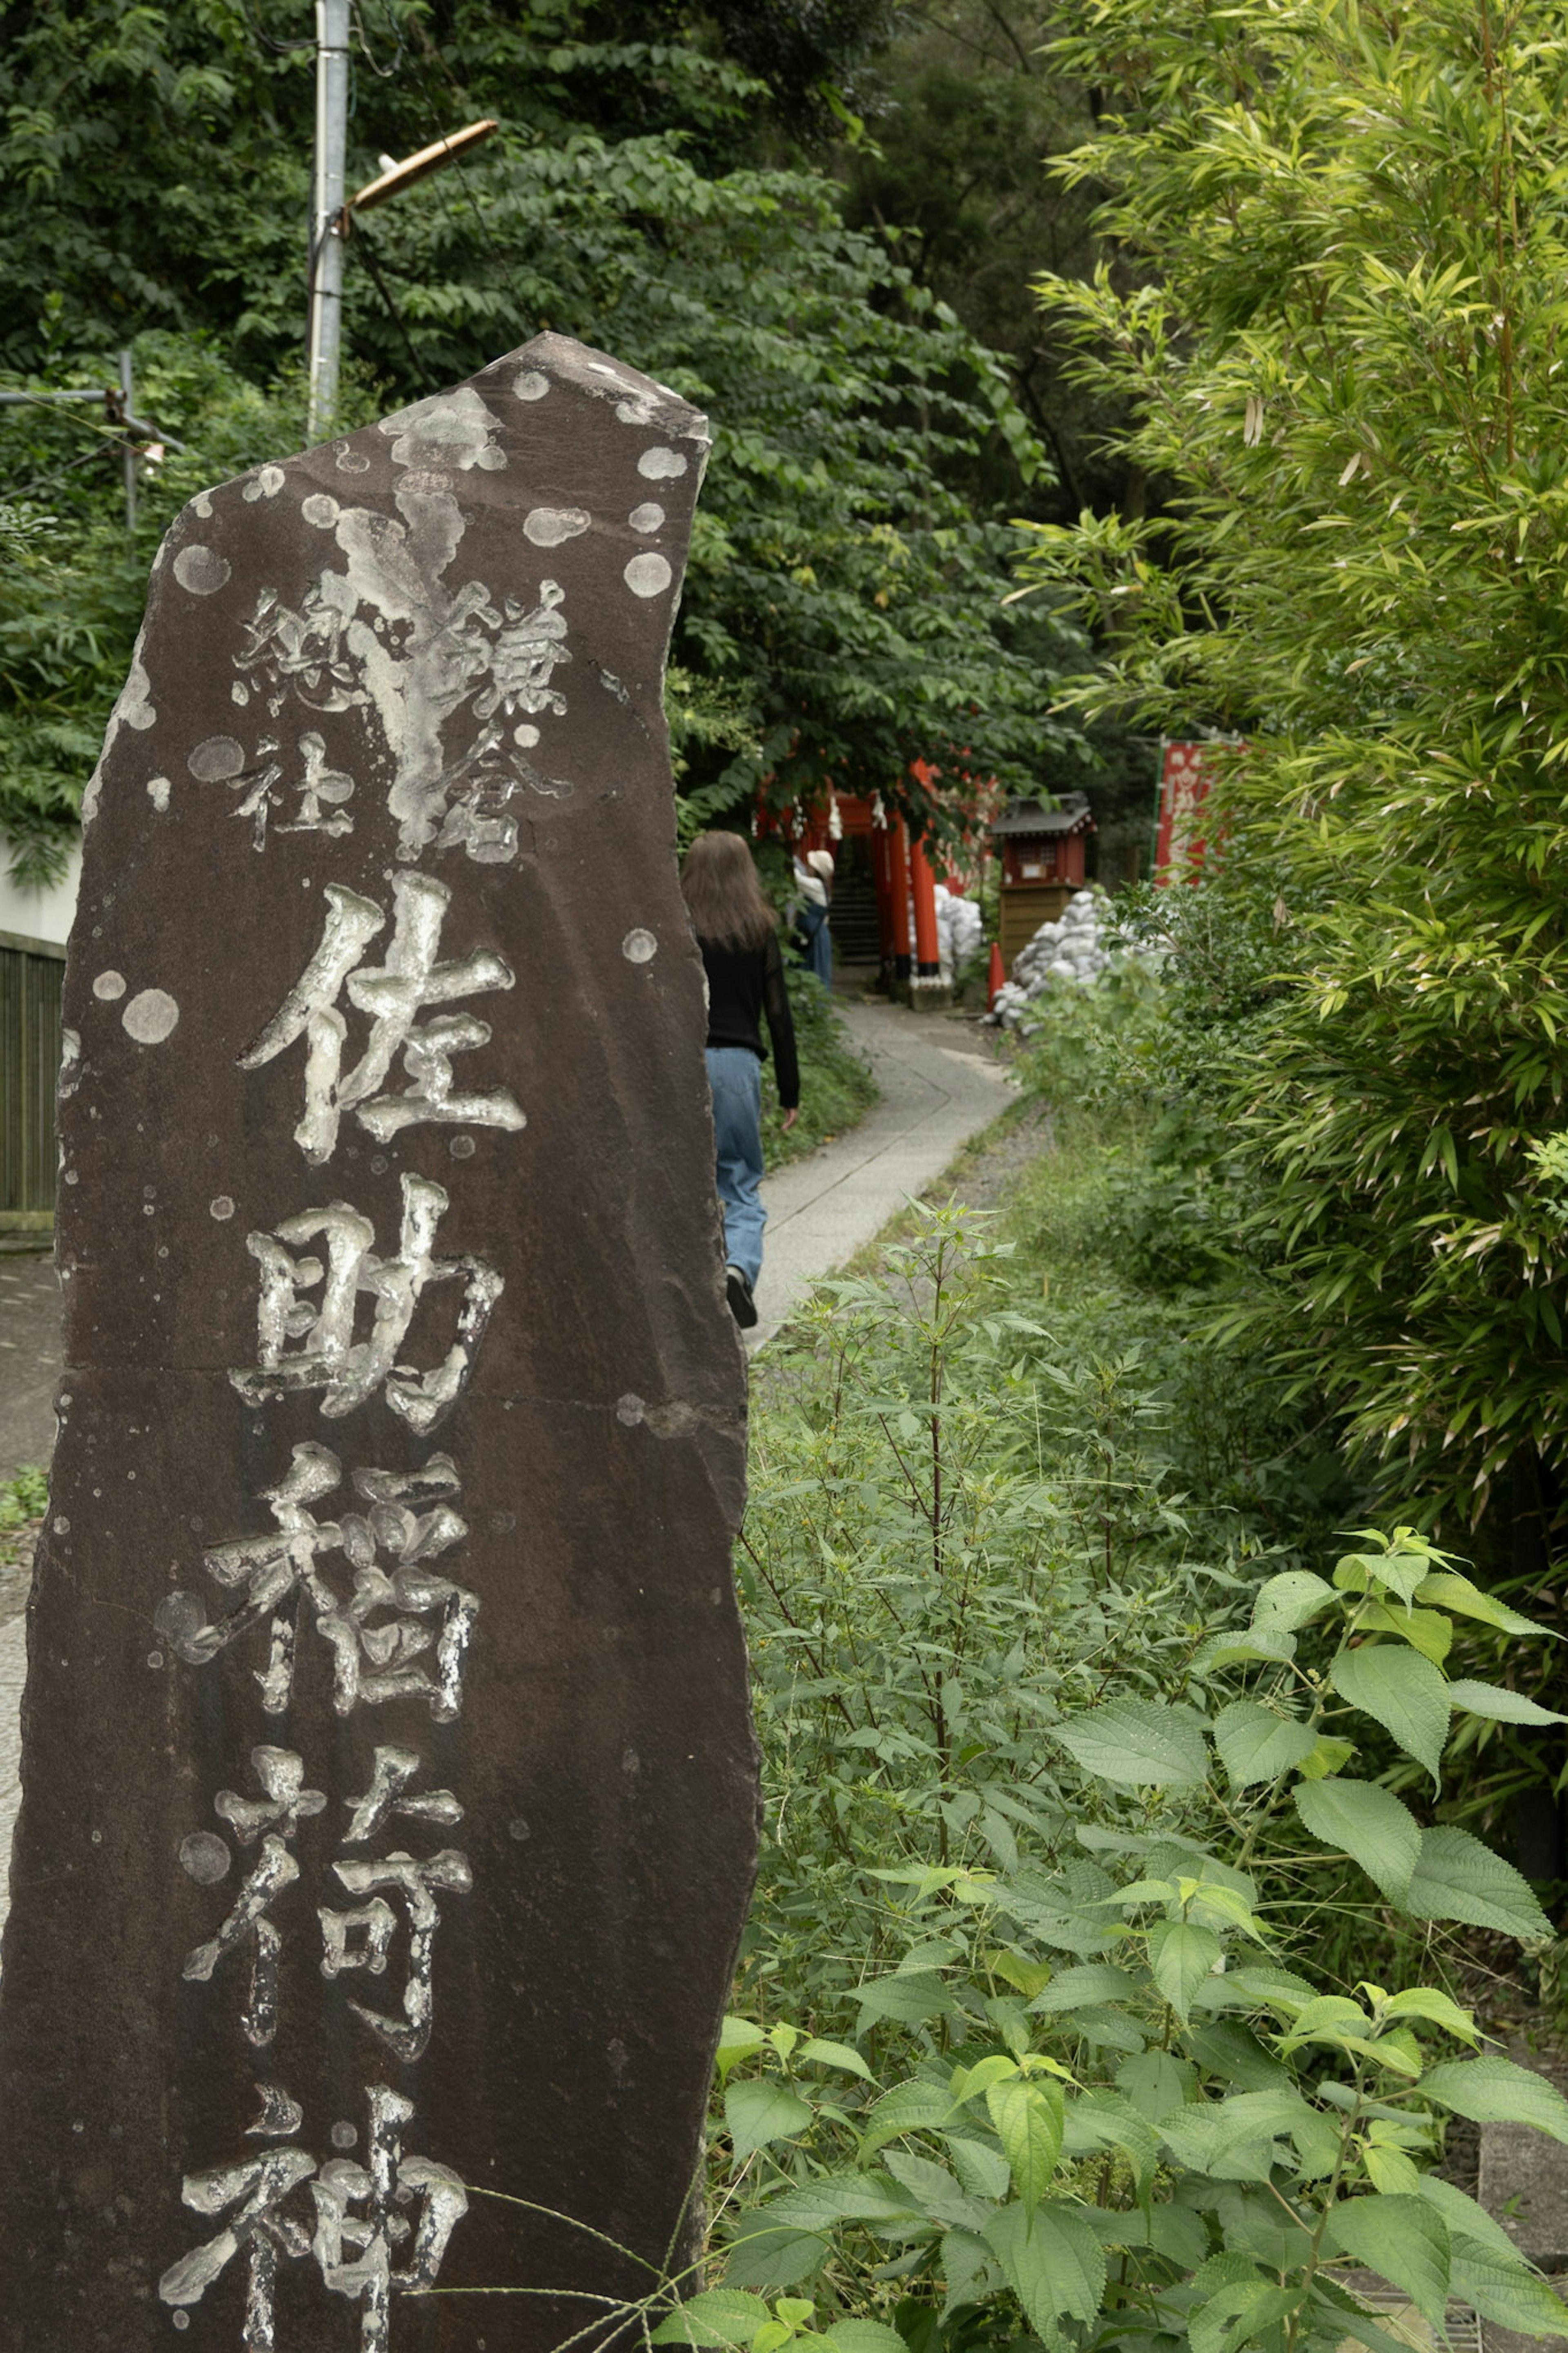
[512, 369, 549, 402]
[187, 736, 246, 782]
[93, 970, 127, 1002]
[622, 928, 657, 964]
[637, 446, 688, 482]
[173, 545, 232, 596]
[524, 507, 591, 548]
[209, 1195, 235, 1221]
[178, 1833, 230, 1885]
[302, 493, 340, 529]
[123, 989, 179, 1046]
[147, 776, 171, 810]
[624, 553, 672, 599]
[629, 503, 665, 534]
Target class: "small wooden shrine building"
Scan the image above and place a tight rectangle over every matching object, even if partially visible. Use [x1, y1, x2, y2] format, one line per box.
[989, 791, 1095, 966]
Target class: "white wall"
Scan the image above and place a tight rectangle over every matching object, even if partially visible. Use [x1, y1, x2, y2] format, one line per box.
[0, 840, 81, 951]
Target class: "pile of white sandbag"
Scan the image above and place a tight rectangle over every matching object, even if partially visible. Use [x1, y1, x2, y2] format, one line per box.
[986, 890, 1108, 1029]
[933, 885, 984, 979]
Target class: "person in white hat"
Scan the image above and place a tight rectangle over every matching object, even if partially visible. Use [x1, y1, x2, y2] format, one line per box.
[792, 847, 835, 987]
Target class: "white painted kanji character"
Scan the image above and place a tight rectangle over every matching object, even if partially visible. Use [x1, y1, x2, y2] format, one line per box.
[311, 2085, 468, 2353]
[320, 1848, 472, 2061]
[156, 1450, 479, 1720]
[217, 1745, 328, 1845]
[159, 2145, 317, 2350]
[230, 1171, 504, 1433]
[238, 871, 524, 1162]
[182, 1834, 298, 2047]
[343, 1745, 463, 1844]
[320, 1464, 479, 1720]
[280, 728, 356, 835]
[154, 1443, 344, 1712]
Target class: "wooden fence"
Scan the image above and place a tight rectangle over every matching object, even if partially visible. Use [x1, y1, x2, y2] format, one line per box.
[0, 930, 65, 1236]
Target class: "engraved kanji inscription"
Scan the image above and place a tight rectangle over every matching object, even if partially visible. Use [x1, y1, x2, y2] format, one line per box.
[156, 1449, 479, 1720]
[238, 872, 525, 1164]
[230, 1172, 503, 1431]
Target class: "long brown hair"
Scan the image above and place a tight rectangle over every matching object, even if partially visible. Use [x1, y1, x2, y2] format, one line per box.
[680, 830, 777, 953]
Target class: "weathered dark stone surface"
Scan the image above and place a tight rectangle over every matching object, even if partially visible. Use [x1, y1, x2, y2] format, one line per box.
[0, 338, 757, 2351]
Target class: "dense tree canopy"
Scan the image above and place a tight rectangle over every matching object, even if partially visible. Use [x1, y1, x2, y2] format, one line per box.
[0, 0, 1085, 880]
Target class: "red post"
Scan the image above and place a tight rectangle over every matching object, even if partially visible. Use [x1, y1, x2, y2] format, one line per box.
[909, 833, 941, 978]
[886, 819, 912, 983]
[987, 940, 1004, 1010]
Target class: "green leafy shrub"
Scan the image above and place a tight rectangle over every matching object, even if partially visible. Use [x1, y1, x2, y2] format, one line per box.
[698, 1535, 1568, 2353]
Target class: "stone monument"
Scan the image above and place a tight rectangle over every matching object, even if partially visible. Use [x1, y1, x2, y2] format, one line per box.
[0, 337, 759, 2351]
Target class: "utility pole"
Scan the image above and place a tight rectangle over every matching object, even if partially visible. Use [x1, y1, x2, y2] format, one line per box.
[119, 350, 136, 531]
[306, 0, 350, 441]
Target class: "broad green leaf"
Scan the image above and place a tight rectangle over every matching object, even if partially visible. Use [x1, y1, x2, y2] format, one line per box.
[1325, 2195, 1450, 2326]
[1149, 2202, 1209, 2267]
[985, 2077, 1064, 2208]
[1364, 2143, 1423, 2196]
[1420, 2057, 1568, 2143]
[942, 2134, 1011, 2202]
[1250, 1570, 1337, 1634]
[762, 2177, 921, 2232]
[1159, 2090, 1309, 2183]
[1052, 1697, 1209, 1789]
[652, 2291, 774, 2346]
[1355, 1601, 1454, 1668]
[1449, 2240, 1568, 2337]
[725, 2081, 814, 2164]
[859, 2081, 958, 2157]
[1413, 2175, 1528, 2265]
[938, 2226, 998, 2320]
[1116, 2048, 1196, 2121]
[720, 2229, 827, 2292]
[1059, 2003, 1147, 2055]
[1337, 1543, 1433, 1608]
[1029, 1963, 1139, 2014]
[822, 2326, 908, 2353]
[1292, 1778, 1421, 1905]
[1149, 1918, 1221, 2023]
[1184, 2021, 1290, 2092]
[1330, 1644, 1450, 1788]
[1190, 2275, 1301, 2353]
[853, 1972, 957, 2030]
[882, 2150, 988, 2233]
[984, 2200, 1106, 2328]
[1297, 1735, 1358, 1782]
[716, 2017, 768, 2081]
[1276, 1994, 1371, 2051]
[1381, 1987, 1479, 2043]
[798, 2038, 874, 2081]
[1061, 2089, 1162, 2193]
[1213, 1700, 1317, 1790]
[1447, 1680, 1568, 1727]
[1414, 1572, 1549, 1637]
[1194, 1628, 1298, 1672]
[1406, 1827, 1552, 1942]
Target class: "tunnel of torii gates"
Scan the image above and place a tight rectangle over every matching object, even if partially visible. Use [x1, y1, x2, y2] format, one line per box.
[756, 781, 971, 988]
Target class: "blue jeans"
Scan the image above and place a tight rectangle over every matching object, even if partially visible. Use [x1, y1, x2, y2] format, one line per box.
[706, 1046, 766, 1286]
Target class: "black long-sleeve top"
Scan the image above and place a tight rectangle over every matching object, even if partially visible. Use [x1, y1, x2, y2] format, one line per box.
[699, 931, 800, 1110]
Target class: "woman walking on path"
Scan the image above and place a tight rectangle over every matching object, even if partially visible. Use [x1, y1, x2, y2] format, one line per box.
[792, 847, 835, 988]
[681, 831, 799, 1330]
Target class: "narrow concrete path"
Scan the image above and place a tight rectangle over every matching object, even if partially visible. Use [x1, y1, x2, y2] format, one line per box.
[751, 996, 1013, 1349]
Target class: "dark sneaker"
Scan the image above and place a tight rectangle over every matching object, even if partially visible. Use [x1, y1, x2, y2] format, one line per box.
[726, 1265, 758, 1329]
